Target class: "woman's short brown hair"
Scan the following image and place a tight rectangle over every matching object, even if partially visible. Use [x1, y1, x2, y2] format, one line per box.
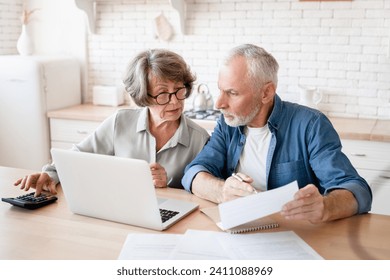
[123, 49, 196, 107]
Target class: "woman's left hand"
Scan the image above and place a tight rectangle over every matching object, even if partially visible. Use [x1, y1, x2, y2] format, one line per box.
[149, 163, 168, 188]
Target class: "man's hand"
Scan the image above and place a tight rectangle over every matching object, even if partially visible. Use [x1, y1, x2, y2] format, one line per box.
[220, 172, 257, 202]
[281, 184, 358, 223]
[191, 171, 257, 204]
[280, 184, 325, 223]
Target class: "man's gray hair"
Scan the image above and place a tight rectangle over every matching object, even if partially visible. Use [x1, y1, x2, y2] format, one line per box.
[223, 44, 279, 88]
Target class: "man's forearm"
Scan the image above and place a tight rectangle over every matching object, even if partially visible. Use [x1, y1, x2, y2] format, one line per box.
[192, 172, 359, 222]
[192, 172, 225, 204]
[323, 189, 359, 222]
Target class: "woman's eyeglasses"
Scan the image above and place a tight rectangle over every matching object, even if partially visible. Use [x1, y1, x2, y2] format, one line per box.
[147, 87, 189, 105]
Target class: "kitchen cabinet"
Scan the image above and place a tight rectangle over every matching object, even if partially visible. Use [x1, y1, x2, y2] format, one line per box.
[47, 104, 128, 149]
[49, 118, 101, 149]
[341, 139, 390, 215]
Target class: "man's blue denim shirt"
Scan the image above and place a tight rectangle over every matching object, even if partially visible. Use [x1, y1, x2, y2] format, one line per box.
[182, 94, 372, 214]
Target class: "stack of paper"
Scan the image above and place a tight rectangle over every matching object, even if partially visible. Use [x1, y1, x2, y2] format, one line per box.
[118, 230, 323, 260]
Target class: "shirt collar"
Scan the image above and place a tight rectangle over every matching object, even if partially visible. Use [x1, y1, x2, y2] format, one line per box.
[267, 94, 282, 132]
[136, 107, 149, 132]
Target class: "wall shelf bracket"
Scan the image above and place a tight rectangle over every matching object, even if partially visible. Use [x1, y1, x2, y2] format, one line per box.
[169, 0, 186, 34]
[74, 0, 96, 34]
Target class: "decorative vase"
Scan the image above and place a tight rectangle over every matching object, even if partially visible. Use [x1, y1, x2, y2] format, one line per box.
[16, 24, 34, 56]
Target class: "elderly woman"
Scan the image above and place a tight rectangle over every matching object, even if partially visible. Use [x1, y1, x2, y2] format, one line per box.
[15, 49, 210, 195]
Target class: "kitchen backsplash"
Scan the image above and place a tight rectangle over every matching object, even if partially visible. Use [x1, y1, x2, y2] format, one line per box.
[1, 0, 390, 120]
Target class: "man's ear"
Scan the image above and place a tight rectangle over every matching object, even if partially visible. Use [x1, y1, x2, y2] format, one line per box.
[261, 82, 276, 104]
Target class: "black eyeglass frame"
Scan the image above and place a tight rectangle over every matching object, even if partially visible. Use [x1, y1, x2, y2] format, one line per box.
[147, 86, 190, 105]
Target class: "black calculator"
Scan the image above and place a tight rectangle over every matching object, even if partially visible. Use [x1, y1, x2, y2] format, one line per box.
[1, 192, 58, 210]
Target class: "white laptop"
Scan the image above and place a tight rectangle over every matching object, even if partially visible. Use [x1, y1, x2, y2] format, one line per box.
[51, 148, 199, 231]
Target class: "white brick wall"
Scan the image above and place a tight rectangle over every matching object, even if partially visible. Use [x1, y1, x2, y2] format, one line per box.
[1, 0, 389, 120]
[0, 0, 22, 55]
[84, 0, 390, 120]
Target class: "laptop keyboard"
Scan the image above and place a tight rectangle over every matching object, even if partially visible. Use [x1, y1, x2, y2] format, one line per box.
[159, 208, 179, 223]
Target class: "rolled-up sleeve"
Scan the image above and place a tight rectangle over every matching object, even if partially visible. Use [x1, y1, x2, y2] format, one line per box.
[326, 181, 372, 214]
[182, 164, 211, 192]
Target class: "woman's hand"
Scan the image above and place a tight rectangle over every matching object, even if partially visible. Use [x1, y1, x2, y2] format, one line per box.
[14, 173, 57, 197]
[149, 163, 168, 188]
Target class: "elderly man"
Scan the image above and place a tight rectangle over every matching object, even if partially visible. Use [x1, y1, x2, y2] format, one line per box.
[182, 44, 372, 223]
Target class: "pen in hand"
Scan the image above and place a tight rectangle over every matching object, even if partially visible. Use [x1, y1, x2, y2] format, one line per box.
[232, 173, 258, 193]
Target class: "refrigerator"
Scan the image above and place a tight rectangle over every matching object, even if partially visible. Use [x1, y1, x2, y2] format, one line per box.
[0, 55, 81, 170]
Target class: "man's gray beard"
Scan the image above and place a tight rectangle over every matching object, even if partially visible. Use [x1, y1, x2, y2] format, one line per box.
[221, 106, 260, 127]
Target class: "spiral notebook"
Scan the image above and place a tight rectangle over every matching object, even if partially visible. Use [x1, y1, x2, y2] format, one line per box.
[201, 206, 279, 234]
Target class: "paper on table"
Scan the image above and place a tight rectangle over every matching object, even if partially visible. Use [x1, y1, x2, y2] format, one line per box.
[118, 233, 182, 260]
[117, 229, 323, 260]
[217, 230, 323, 260]
[169, 230, 230, 260]
[170, 229, 322, 260]
[219, 180, 298, 229]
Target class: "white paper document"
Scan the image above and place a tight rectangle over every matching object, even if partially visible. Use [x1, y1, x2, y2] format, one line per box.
[216, 231, 323, 260]
[219, 180, 299, 229]
[118, 233, 182, 260]
[169, 230, 230, 260]
[118, 230, 323, 260]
